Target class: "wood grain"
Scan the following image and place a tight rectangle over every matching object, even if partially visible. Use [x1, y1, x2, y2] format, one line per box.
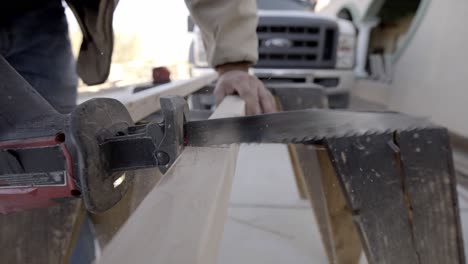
[287, 144, 309, 200]
[317, 146, 362, 264]
[326, 133, 420, 263]
[273, 86, 326, 200]
[397, 128, 465, 264]
[96, 96, 245, 264]
[0, 200, 84, 264]
[90, 74, 217, 247]
[295, 144, 362, 264]
[274, 85, 361, 263]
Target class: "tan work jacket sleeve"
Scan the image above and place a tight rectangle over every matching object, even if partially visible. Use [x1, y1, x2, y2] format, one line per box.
[185, 0, 259, 68]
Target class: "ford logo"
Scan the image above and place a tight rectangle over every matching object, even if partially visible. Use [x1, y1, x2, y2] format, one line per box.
[263, 38, 292, 48]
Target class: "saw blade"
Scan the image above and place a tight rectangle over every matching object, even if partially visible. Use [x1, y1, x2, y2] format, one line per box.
[184, 109, 435, 146]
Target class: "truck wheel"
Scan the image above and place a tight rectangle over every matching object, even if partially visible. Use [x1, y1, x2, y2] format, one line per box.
[328, 93, 350, 109]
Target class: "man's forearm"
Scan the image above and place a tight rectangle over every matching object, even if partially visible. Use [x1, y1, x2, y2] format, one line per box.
[184, 0, 259, 68]
[185, 0, 275, 115]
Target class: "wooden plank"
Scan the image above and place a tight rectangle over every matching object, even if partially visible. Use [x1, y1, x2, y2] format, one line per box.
[397, 128, 465, 263]
[326, 133, 420, 263]
[77, 73, 217, 117]
[295, 144, 336, 262]
[326, 129, 465, 263]
[89, 74, 217, 247]
[96, 96, 245, 264]
[273, 95, 307, 200]
[287, 144, 309, 199]
[272, 86, 327, 200]
[120, 73, 217, 121]
[273, 86, 361, 263]
[295, 144, 362, 264]
[450, 131, 468, 153]
[0, 200, 84, 264]
[316, 147, 362, 264]
[90, 183, 137, 247]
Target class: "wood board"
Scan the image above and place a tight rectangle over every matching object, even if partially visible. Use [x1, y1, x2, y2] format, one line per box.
[90, 73, 218, 247]
[96, 96, 245, 264]
[119, 73, 217, 121]
[326, 129, 465, 263]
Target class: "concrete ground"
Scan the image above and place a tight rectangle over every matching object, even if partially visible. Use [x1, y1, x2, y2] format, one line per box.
[218, 96, 468, 264]
[219, 144, 327, 264]
[218, 144, 328, 264]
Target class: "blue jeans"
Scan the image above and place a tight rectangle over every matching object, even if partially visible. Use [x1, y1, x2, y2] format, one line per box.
[0, 2, 95, 263]
[0, 0, 77, 114]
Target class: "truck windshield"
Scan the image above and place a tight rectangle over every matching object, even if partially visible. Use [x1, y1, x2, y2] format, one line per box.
[257, 0, 311, 10]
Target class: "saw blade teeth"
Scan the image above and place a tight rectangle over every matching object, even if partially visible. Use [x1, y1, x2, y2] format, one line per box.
[363, 130, 381, 136]
[185, 108, 439, 146]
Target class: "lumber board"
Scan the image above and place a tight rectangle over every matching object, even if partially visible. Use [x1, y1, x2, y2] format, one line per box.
[77, 73, 217, 120]
[96, 96, 245, 264]
[287, 144, 309, 199]
[295, 144, 362, 264]
[397, 128, 465, 263]
[89, 73, 217, 247]
[0, 200, 84, 264]
[273, 86, 326, 200]
[297, 145, 335, 260]
[120, 73, 217, 121]
[316, 147, 362, 264]
[326, 129, 465, 264]
[274, 85, 362, 263]
[90, 182, 138, 247]
[326, 133, 422, 263]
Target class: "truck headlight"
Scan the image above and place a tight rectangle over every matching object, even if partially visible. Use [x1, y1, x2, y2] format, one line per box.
[194, 30, 209, 67]
[336, 34, 355, 69]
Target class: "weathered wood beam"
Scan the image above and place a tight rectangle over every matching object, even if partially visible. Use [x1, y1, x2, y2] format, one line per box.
[0, 200, 85, 264]
[273, 86, 363, 263]
[96, 96, 245, 264]
[326, 129, 465, 263]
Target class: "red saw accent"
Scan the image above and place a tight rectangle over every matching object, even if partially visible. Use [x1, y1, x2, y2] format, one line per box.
[0, 135, 78, 214]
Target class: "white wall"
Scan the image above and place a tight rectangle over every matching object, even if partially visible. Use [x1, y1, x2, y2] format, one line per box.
[388, 0, 468, 136]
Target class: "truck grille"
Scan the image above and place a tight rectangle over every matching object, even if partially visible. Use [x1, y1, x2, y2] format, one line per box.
[255, 16, 338, 69]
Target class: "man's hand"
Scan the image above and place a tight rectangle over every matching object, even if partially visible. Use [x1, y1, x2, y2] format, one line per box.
[214, 63, 276, 115]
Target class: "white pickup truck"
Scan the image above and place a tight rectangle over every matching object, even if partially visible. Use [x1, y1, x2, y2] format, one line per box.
[189, 0, 356, 108]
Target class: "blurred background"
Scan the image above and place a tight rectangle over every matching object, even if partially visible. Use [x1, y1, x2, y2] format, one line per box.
[67, 0, 192, 93]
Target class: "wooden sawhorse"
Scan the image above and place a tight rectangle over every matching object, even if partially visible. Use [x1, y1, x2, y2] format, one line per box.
[274, 85, 465, 264]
